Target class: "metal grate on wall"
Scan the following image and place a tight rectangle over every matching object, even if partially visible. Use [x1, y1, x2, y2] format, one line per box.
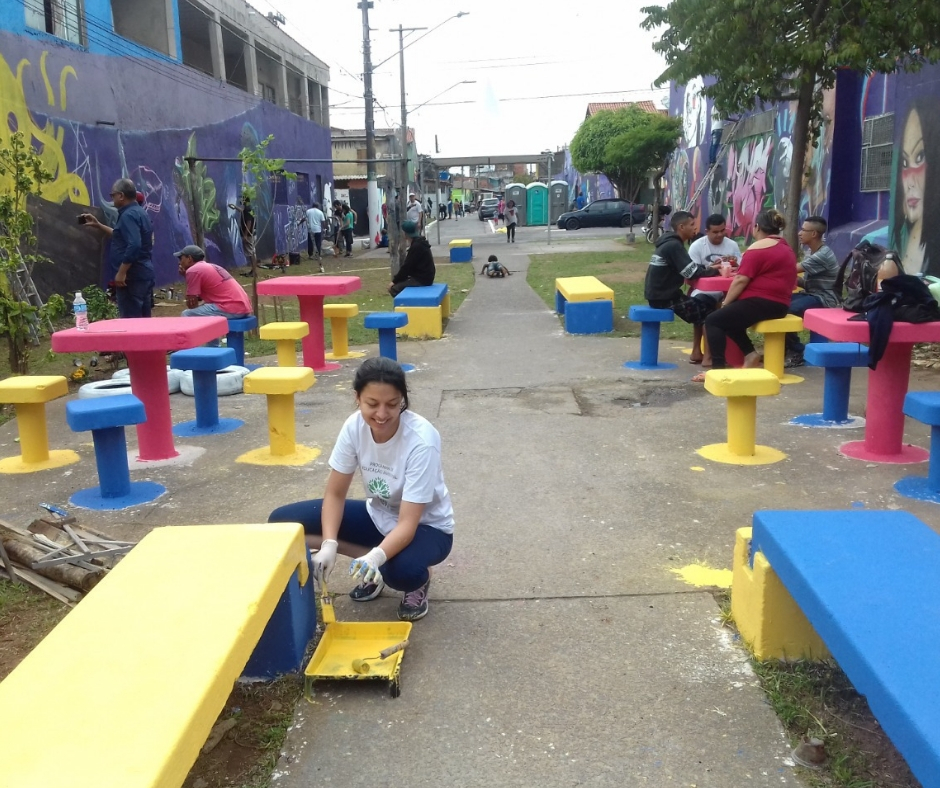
[860, 113, 895, 192]
[735, 109, 775, 139]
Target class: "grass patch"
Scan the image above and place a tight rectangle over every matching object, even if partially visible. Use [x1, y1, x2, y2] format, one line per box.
[0, 579, 68, 681]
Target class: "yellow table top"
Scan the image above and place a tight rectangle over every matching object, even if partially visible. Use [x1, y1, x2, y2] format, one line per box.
[0, 523, 308, 788]
[555, 275, 615, 302]
[0, 375, 68, 404]
[449, 239, 473, 247]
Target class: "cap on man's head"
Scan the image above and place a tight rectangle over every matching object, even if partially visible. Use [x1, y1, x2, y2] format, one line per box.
[409, 193, 416, 198]
[174, 244, 205, 259]
[401, 220, 420, 238]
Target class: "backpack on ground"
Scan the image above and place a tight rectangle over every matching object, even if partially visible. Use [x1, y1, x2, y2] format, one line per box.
[834, 240, 904, 312]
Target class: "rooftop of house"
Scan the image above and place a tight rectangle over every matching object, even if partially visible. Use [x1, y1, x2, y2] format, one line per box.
[584, 101, 665, 118]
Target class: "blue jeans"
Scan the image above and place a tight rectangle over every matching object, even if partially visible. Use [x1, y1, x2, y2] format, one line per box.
[786, 293, 823, 353]
[182, 303, 251, 346]
[268, 499, 453, 592]
[116, 278, 154, 318]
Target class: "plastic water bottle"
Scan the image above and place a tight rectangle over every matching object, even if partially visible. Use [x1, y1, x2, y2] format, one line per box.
[73, 291, 88, 331]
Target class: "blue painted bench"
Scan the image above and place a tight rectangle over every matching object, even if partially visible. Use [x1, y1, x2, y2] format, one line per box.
[364, 312, 415, 371]
[736, 510, 940, 788]
[393, 283, 450, 339]
[624, 306, 676, 370]
[226, 315, 258, 367]
[790, 343, 868, 428]
[0, 524, 315, 787]
[65, 394, 165, 510]
[170, 347, 244, 437]
[895, 392, 940, 503]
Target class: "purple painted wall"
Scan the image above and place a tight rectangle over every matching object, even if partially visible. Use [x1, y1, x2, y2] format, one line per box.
[554, 148, 617, 209]
[0, 30, 332, 290]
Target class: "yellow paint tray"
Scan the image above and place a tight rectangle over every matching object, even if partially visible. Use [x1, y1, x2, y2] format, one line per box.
[305, 587, 412, 698]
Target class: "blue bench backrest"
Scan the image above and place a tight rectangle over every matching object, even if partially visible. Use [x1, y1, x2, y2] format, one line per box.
[393, 283, 448, 307]
[752, 509, 940, 787]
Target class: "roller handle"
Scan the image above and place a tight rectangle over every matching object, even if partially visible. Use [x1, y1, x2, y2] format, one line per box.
[378, 639, 410, 659]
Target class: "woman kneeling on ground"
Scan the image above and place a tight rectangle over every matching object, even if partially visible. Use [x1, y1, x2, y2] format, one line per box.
[694, 209, 797, 381]
[268, 357, 454, 621]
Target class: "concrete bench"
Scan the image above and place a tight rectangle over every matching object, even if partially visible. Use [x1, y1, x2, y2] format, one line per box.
[393, 283, 450, 339]
[895, 392, 940, 504]
[226, 315, 258, 367]
[322, 304, 364, 360]
[449, 238, 473, 263]
[240, 367, 319, 466]
[364, 312, 415, 371]
[0, 375, 78, 473]
[0, 523, 315, 788]
[624, 306, 676, 370]
[731, 509, 940, 788]
[753, 314, 804, 384]
[259, 321, 309, 367]
[790, 342, 868, 428]
[65, 394, 165, 510]
[698, 369, 783, 465]
[170, 347, 243, 436]
[555, 276, 614, 334]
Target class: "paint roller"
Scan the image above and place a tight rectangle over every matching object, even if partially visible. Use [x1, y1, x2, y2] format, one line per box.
[351, 640, 410, 674]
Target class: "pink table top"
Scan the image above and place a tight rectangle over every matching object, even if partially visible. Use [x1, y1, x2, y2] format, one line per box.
[51, 317, 228, 353]
[688, 275, 734, 292]
[803, 308, 940, 344]
[256, 276, 361, 297]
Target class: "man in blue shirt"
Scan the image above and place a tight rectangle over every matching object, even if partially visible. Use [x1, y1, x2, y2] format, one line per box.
[80, 178, 155, 318]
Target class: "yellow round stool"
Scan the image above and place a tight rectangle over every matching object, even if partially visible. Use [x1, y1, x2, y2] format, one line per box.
[697, 369, 785, 465]
[238, 367, 320, 466]
[754, 314, 804, 384]
[0, 376, 79, 473]
[323, 303, 365, 360]
[259, 321, 309, 367]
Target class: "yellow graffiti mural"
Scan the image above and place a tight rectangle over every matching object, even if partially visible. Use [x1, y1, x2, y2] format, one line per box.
[1, 49, 89, 205]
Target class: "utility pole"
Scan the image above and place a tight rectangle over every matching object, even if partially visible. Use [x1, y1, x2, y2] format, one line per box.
[359, 0, 379, 248]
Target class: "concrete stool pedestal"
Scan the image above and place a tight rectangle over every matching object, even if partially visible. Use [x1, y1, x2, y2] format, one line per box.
[895, 392, 940, 503]
[364, 312, 414, 372]
[226, 315, 259, 368]
[754, 314, 804, 384]
[239, 367, 320, 466]
[170, 347, 243, 436]
[323, 304, 364, 360]
[0, 376, 79, 473]
[791, 343, 868, 429]
[698, 369, 785, 465]
[624, 306, 676, 370]
[259, 321, 310, 367]
[66, 394, 165, 509]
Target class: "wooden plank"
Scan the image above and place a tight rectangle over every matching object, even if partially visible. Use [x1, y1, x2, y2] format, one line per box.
[32, 547, 129, 569]
[0, 538, 20, 585]
[63, 525, 90, 554]
[0, 566, 79, 605]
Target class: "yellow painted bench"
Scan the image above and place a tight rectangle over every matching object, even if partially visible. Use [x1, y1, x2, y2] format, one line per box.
[240, 367, 319, 465]
[393, 284, 450, 339]
[0, 523, 311, 788]
[0, 375, 79, 473]
[323, 303, 365, 360]
[554, 276, 615, 334]
[259, 321, 309, 367]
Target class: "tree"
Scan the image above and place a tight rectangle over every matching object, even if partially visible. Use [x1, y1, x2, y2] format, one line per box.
[642, 0, 940, 248]
[0, 131, 54, 374]
[570, 107, 681, 232]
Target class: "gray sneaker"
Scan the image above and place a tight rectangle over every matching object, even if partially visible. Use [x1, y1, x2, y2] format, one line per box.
[398, 578, 430, 621]
[349, 578, 385, 601]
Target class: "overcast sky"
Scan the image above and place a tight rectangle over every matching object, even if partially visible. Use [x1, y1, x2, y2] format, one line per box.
[263, 0, 669, 159]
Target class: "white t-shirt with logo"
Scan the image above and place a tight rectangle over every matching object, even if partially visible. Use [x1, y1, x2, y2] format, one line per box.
[329, 410, 454, 536]
[688, 236, 742, 267]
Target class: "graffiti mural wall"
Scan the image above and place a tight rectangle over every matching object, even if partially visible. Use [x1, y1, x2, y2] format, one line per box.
[553, 148, 617, 211]
[0, 30, 332, 293]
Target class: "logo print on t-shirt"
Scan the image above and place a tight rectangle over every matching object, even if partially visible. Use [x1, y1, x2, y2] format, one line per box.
[368, 477, 391, 499]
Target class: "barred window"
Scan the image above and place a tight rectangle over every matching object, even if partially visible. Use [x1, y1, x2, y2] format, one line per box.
[860, 113, 894, 193]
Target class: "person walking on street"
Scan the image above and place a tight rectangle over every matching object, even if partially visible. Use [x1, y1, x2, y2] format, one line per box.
[505, 200, 520, 243]
[80, 178, 155, 318]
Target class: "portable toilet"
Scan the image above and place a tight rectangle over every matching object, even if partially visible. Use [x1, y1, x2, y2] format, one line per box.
[505, 183, 527, 226]
[526, 182, 548, 226]
[549, 180, 568, 224]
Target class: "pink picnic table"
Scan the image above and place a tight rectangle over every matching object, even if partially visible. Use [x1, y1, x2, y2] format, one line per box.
[803, 308, 940, 463]
[687, 275, 744, 367]
[256, 276, 362, 371]
[52, 317, 227, 461]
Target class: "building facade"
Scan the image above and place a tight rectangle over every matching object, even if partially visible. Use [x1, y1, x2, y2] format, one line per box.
[0, 0, 331, 292]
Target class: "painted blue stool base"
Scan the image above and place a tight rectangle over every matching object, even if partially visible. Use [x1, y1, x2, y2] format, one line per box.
[173, 417, 244, 437]
[895, 476, 940, 504]
[624, 361, 677, 371]
[790, 413, 866, 429]
[70, 480, 166, 510]
[400, 363, 416, 373]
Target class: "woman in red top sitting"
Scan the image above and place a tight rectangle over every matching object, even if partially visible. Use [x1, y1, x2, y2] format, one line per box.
[695, 209, 797, 378]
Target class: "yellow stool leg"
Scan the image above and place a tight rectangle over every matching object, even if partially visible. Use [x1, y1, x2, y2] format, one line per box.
[16, 403, 51, 464]
[763, 334, 785, 378]
[276, 339, 297, 367]
[267, 393, 297, 456]
[330, 317, 350, 357]
[726, 396, 757, 456]
[441, 293, 451, 319]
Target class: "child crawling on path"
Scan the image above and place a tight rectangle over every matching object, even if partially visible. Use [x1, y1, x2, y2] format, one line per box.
[480, 254, 511, 278]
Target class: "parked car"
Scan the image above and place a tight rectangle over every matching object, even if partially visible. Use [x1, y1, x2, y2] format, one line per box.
[478, 198, 500, 221]
[556, 199, 647, 230]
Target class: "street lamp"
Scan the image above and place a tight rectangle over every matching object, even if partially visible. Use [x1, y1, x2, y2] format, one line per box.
[542, 149, 553, 246]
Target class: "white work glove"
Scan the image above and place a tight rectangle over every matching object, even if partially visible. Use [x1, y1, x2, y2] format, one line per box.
[311, 539, 338, 586]
[349, 547, 387, 585]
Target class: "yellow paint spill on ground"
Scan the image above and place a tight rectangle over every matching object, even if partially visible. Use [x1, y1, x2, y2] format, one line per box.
[671, 563, 733, 589]
[690, 466, 705, 472]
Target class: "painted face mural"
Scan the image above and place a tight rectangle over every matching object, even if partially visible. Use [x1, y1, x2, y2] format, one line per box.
[683, 77, 707, 148]
[902, 110, 925, 226]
